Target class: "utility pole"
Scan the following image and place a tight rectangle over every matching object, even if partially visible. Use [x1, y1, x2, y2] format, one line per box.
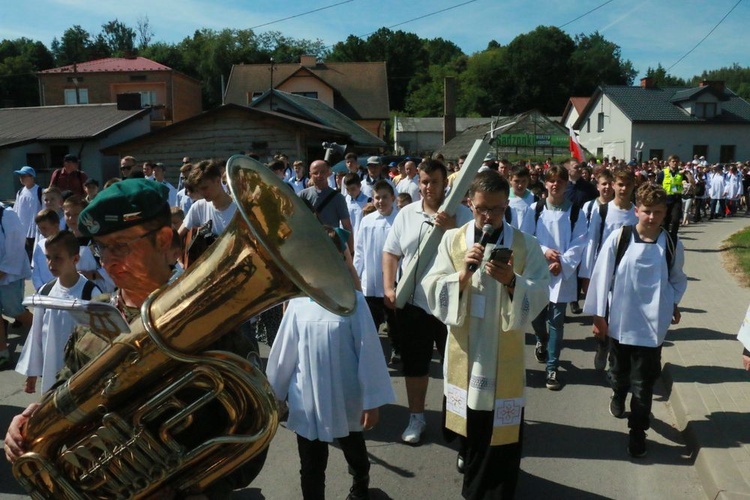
[269, 57, 275, 110]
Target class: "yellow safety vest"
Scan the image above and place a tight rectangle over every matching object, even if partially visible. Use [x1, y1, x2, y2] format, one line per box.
[662, 168, 683, 195]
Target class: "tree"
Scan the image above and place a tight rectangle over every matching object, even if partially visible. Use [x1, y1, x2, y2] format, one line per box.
[459, 45, 508, 116]
[502, 26, 576, 114]
[645, 64, 687, 87]
[51, 25, 94, 65]
[101, 19, 136, 56]
[569, 31, 636, 96]
[0, 38, 54, 106]
[694, 63, 750, 100]
[329, 28, 429, 111]
[136, 16, 154, 50]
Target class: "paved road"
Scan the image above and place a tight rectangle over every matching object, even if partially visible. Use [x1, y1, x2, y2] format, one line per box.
[7, 214, 741, 499]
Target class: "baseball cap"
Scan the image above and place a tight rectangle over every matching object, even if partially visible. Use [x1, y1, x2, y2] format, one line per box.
[14, 166, 36, 177]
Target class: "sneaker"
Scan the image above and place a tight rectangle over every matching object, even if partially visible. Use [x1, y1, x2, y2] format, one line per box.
[346, 475, 370, 500]
[609, 393, 626, 418]
[594, 340, 608, 371]
[546, 370, 562, 391]
[401, 414, 426, 444]
[628, 430, 647, 458]
[456, 453, 466, 474]
[389, 350, 401, 366]
[534, 342, 547, 364]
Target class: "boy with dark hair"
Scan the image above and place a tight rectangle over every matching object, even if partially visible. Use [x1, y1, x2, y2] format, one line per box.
[507, 165, 536, 234]
[584, 183, 687, 457]
[344, 173, 369, 237]
[31, 209, 62, 290]
[531, 165, 588, 390]
[16, 230, 100, 393]
[396, 192, 412, 209]
[581, 168, 637, 368]
[83, 178, 99, 203]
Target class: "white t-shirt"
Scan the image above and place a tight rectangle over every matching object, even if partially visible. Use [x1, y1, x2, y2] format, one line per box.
[16, 275, 101, 392]
[184, 199, 237, 236]
[354, 208, 398, 297]
[383, 201, 473, 312]
[396, 176, 421, 203]
[13, 185, 43, 238]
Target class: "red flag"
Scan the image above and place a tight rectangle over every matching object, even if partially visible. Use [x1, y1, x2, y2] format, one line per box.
[569, 128, 584, 162]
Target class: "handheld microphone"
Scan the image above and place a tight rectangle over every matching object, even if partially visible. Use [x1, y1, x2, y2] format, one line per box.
[467, 224, 494, 272]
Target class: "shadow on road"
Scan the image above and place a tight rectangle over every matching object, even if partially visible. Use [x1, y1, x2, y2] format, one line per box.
[516, 469, 612, 499]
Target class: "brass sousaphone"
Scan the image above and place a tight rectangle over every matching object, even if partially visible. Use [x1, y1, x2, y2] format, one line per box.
[12, 155, 357, 498]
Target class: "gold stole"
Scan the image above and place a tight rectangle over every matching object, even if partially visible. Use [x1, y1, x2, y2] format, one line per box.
[444, 224, 527, 446]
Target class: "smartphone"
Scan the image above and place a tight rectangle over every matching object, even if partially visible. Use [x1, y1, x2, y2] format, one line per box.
[490, 247, 513, 264]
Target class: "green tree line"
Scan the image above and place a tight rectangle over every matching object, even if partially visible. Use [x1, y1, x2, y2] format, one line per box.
[1, 19, 748, 116]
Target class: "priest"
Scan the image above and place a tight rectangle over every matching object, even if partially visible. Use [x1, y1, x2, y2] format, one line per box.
[423, 171, 549, 499]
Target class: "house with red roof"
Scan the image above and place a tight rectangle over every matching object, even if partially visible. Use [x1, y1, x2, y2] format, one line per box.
[561, 97, 590, 131]
[37, 56, 202, 128]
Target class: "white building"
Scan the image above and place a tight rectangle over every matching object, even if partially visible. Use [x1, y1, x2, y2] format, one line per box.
[573, 79, 750, 163]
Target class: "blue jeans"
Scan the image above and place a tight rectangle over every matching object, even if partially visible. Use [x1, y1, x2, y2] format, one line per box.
[532, 302, 567, 373]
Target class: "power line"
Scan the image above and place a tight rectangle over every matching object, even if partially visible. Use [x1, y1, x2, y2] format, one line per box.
[249, 0, 355, 30]
[666, 0, 743, 73]
[557, 0, 616, 29]
[352, 0, 478, 43]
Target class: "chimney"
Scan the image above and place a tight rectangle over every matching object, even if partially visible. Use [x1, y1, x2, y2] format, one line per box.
[700, 80, 725, 93]
[300, 55, 317, 67]
[443, 77, 456, 145]
[640, 77, 655, 89]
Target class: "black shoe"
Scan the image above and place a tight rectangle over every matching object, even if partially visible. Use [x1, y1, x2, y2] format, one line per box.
[609, 393, 626, 418]
[546, 370, 562, 391]
[534, 342, 547, 363]
[456, 453, 465, 474]
[628, 430, 647, 458]
[570, 302, 582, 314]
[346, 475, 370, 500]
[11, 320, 22, 329]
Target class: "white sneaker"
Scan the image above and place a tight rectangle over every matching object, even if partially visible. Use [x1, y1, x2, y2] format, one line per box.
[401, 414, 426, 444]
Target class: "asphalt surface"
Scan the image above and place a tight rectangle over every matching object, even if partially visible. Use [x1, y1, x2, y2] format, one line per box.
[1, 213, 748, 499]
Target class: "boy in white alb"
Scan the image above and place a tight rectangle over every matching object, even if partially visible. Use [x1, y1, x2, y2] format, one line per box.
[267, 229, 394, 499]
[583, 183, 687, 458]
[580, 168, 637, 369]
[507, 165, 536, 235]
[31, 209, 61, 290]
[353, 180, 400, 362]
[530, 165, 588, 390]
[344, 173, 370, 238]
[16, 231, 100, 393]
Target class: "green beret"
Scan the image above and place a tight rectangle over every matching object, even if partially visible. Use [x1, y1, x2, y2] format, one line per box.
[78, 179, 170, 237]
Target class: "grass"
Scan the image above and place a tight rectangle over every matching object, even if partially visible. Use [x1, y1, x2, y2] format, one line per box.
[722, 225, 750, 288]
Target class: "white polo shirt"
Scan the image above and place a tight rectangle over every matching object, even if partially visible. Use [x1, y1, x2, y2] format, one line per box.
[383, 201, 472, 312]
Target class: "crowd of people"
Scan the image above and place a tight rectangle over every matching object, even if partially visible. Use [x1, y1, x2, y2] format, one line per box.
[1, 148, 749, 499]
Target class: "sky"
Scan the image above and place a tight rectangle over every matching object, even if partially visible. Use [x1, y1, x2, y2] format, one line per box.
[2, 0, 748, 81]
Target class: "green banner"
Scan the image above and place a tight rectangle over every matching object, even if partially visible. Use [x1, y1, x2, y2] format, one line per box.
[495, 134, 569, 148]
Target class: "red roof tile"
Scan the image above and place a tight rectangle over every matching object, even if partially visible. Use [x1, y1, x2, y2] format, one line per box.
[40, 57, 172, 74]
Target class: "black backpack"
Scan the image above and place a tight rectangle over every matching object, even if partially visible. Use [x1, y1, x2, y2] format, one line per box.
[614, 225, 676, 277]
[39, 278, 98, 300]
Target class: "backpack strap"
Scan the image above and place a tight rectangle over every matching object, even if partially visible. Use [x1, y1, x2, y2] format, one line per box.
[0, 205, 4, 234]
[36, 185, 43, 205]
[569, 203, 580, 233]
[586, 200, 596, 222]
[504, 207, 512, 224]
[614, 225, 633, 271]
[314, 190, 339, 217]
[534, 200, 545, 224]
[39, 279, 57, 296]
[596, 202, 609, 253]
[81, 280, 97, 300]
[661, 229, 676, 278]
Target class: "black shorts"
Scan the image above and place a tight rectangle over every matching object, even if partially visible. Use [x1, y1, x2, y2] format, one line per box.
[396, 303, 447, 377]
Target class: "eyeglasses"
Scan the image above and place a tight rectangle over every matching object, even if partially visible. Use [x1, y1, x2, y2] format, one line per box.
[470, 201, 507, 217]
[120, 165, 133, 171]
[91, 228, 161, 258]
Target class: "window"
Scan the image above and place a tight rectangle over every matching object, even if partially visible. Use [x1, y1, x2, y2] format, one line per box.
[695, 102, 717, 119]
[130, 75, 147, 81]
[597, 112, 604, 132]
[649, 149, 664, 161]
[140, 91, 158, 107]
[249, 91, 264, 103]
[596, 147, 603, 158]
[692, 145, 708, 159]
[292, 91, 318, 99]
[720, 145, 735, 163]
[64, 88, 88, 104]
[586, 118, 590, 133]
